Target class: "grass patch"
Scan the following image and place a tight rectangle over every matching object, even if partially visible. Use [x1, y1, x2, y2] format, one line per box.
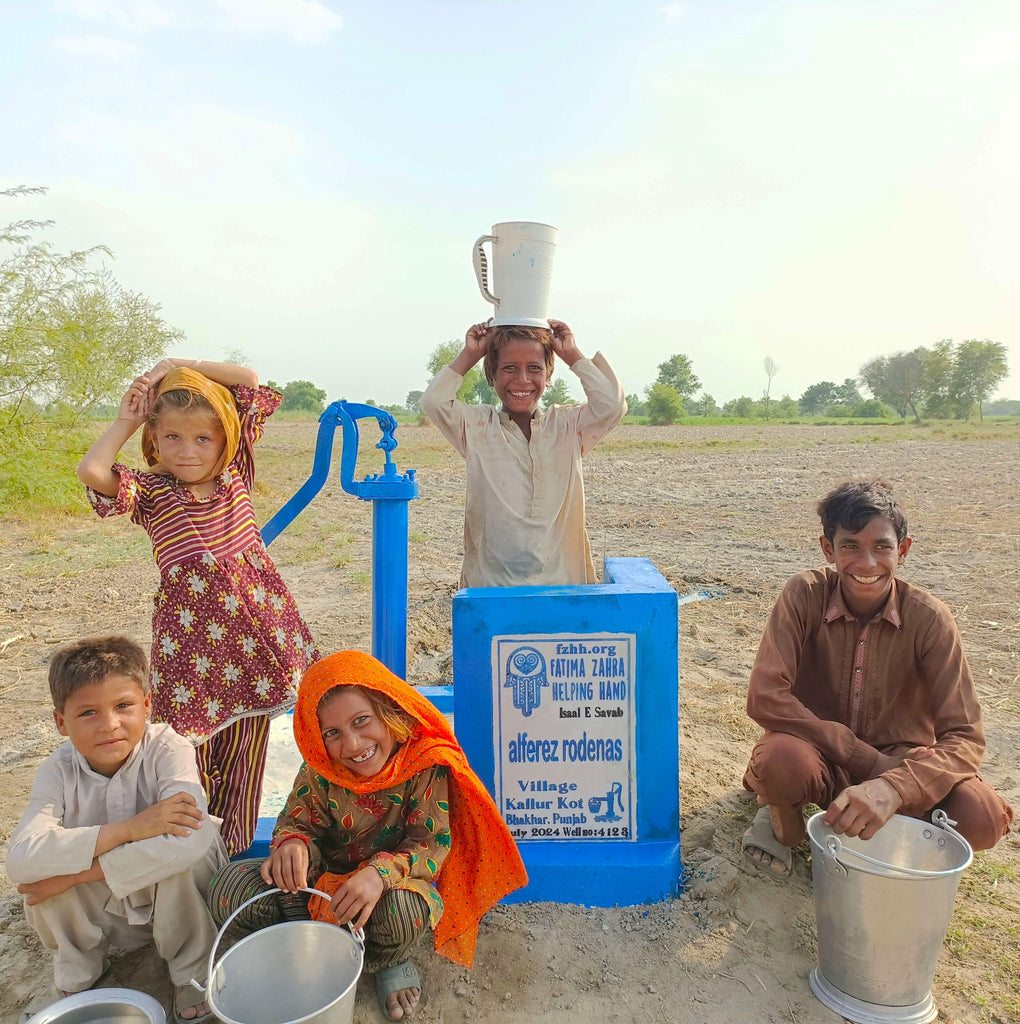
[944, 854, 1020, 1019]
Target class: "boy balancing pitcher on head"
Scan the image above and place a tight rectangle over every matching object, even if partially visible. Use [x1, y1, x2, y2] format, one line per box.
[76, 358, 318, 856]
[6, 637, 227, 1023]
[741, 479, 1013, 878]
[208, 650, 527, 1021]
[420, 320, 626, 587]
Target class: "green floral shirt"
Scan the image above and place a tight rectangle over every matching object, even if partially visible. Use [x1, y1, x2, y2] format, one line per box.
[272, 761, 451, 925]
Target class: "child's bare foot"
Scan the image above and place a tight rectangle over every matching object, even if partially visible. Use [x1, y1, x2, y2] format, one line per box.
[177, 1002, 211, 1022]
[376, 960, 421, 1020]
[174, 985, 212, 1023]
[741, 805, 798, 878]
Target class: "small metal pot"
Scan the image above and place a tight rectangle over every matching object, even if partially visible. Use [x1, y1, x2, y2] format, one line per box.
[26, 988, 166, 1024]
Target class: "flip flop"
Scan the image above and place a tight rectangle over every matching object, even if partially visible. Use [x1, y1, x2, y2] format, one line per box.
[173, 984, 214, 1024]
[741, 806, 793, 879]
[375, 960, 422, 1021]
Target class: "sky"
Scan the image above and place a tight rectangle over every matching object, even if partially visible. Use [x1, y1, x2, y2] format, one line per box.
[4, 0, 1020, 407]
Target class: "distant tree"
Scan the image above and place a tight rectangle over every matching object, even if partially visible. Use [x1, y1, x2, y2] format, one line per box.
[654, 353, 700, 403]
[920, 339, 955, 418]
[427, 340, 481, 403]
[834, 377, 863, 407]
[859, 348, 929, 423]
[762, 356, 779, 420]
[950, 339, 1008, 421]
[279, 380, 326, 413]
[221, 347, 252, 367]
[542, 378, 573, 408]
[853, 399, 887, 417]
[470, 375, 498, 405]
[983, 398, 1020, 417]
[723, 396, 757, 418]
[405, 389, 424, 414]
[799, 381, 838, 415]
[645, 383, 684, 425]
[774, 395, 798, 418]
[692, 392, 719, 416]
[625, 392, 647, 417]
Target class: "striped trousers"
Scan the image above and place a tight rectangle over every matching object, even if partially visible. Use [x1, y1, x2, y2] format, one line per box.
[195, 715, 270, 857]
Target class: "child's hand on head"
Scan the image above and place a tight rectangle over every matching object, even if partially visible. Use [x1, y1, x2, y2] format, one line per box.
[261, 838, 309, 893]
[144, 358, 177, 390]
[464, 321, 492, 359]
[118, 376, 153, 423]
[549, 319, 583, 367]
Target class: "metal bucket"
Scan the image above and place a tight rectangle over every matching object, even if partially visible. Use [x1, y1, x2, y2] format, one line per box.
[192, 887, 364, 1024]
[807, 809, 972, 1024]
[26, 989, 165, 1024]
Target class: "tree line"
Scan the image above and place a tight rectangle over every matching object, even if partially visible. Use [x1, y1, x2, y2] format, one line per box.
[627, 344, 1008, 425]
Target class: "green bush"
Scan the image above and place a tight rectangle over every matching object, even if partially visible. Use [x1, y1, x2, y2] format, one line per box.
[0, 416, 94, 516]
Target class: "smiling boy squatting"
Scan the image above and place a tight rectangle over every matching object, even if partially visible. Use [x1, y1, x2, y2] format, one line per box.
[740, 479, 1013, 877]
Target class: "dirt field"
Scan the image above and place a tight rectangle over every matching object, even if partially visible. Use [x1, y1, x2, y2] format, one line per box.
[1, 420, 1018, 1024]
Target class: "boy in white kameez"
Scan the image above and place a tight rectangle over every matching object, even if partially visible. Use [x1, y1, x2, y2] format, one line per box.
[421, 319, 626, 588]
[7, 636, 227, 1024]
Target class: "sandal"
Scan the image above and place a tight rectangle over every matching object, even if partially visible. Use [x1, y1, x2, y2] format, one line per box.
[375, 960, 422, 1021]
[173, 984, 214, 1024]
[741, 806, 793, 879]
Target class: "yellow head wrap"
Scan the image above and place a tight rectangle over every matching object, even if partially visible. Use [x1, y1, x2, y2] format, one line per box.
[141, 367, 241, 479]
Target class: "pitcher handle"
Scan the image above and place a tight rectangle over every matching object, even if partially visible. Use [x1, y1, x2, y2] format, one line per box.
[472, 235, 499, 308]
[191, 886, 366, 995]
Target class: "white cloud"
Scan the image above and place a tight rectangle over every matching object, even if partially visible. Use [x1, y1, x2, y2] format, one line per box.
[210, 0, 341, 42]
[54, 0, 176, 30]
[53, 34, 138, 59]
[658, 3, 684, 20]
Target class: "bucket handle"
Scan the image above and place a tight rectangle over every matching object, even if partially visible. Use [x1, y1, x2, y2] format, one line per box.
[821, 810, 969, 879]
[472, 235, 499, 308]
[190, 886, 366, 996]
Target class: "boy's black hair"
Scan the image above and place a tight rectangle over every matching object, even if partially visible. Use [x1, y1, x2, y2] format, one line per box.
[816, 478, 908, 543]
[49, 635, 149, 712]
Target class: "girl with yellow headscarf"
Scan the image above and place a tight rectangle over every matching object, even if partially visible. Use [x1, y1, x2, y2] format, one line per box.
[78, 358, 319, 858]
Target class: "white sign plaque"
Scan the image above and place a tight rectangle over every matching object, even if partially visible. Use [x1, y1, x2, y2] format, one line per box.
[492, 633, 637, 842]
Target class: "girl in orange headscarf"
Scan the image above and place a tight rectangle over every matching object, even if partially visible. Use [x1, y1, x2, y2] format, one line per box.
[77, 358, 318, 858]
[208, 650, 528, 1021]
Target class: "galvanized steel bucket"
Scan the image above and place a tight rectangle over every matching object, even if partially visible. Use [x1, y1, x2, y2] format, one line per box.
[807, 810, 972, 1024]
[192, 887, 364, 1024]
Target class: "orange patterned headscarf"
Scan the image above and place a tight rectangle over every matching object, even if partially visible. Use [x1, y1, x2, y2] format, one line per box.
[141, 367, 241, 478]
[293, 650, 528, 967]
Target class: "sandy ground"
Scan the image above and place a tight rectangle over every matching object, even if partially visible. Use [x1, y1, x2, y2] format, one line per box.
[1, 420, 1018, 1024]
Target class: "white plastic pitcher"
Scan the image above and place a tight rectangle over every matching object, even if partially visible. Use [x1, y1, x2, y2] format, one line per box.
[472, 222, 557, 327]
